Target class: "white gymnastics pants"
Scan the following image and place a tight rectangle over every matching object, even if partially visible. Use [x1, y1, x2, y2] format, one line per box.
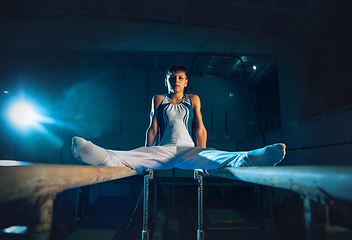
[97, 144, 252, 171]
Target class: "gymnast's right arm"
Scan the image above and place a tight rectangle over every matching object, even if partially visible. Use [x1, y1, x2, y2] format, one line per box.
[145, 95, 162, 147]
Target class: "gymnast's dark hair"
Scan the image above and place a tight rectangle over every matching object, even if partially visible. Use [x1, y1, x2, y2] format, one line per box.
[166, 64, 188, 78]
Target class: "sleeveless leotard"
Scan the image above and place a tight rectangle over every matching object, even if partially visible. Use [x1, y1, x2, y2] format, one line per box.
[99, 93, 250, 170]
[158, 94, 194, 147]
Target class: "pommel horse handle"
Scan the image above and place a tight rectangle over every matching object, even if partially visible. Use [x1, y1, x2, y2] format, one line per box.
[142, 170, 154, 240]
[194, 170, 204, 240]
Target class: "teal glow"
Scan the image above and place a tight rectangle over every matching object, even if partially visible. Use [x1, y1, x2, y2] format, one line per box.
[3, 226, 27, 234]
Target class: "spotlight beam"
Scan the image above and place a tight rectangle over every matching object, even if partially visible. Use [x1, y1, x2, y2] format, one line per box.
[8, 102, 37, 127]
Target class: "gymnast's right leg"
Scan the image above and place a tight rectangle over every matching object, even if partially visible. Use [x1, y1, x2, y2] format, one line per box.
[72, 136, 121, 166]
[71, 137, 177, 170]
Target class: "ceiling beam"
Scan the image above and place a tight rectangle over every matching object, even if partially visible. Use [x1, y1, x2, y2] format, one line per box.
[0, 17, 282, 56]
[63, 0, 78, 16]
[285, 0, 320, 39]
[25, 0, 43, 18]
[181, 0, 188, 25]
[254, 0, 280, 32]
[217, 0, 231, 28]
[285, 0, 342, 45]
[141, 0, 150, 22]
[101, 0, 114, 20]
[230, 1, 304, 13]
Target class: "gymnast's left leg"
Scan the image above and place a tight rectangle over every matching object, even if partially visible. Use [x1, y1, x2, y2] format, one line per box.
[174, 143, 286, 170]
[247, 143, 286, 166]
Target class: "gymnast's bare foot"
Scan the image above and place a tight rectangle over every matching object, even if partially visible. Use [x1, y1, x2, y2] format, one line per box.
[247, 143, 286, 166]
[72, 137, 108, 166]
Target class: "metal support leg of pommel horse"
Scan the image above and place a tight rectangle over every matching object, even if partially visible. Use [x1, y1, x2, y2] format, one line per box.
[302, 196, 327, 240]
[194, 170, 204, 240]
[301, 196, 351, 240]
[26, 194, 56, 240]
[142, 170, 154, 240]
[302, 195, 352, 240]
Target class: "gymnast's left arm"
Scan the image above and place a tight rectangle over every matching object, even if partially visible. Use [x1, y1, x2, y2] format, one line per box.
[191, 94, 207, 148]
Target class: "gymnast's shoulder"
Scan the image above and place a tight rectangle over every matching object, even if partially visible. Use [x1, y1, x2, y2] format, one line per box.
[188, 94, 201, 103]
[151, 94, 164, 106]
[188, 94, 202, 109]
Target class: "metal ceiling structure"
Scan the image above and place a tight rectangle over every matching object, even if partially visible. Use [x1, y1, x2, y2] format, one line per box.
[0, 0, 343, 84]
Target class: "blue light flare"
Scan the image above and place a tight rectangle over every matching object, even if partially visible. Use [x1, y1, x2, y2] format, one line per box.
[63, 81, 117, 138]
[0, 160, 32, 166]
[8, 101, 37, 127]
[4, 96, 65, 149]
[3, 226, 27, 234]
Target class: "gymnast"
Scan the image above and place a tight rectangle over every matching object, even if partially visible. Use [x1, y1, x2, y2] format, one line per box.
[72, 64, 286, 172]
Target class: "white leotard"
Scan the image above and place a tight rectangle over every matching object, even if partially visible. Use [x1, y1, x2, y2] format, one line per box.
[158, 94, 194, 147]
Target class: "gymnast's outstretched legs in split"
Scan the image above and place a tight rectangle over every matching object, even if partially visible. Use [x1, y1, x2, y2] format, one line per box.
[72, 136, 286, 170]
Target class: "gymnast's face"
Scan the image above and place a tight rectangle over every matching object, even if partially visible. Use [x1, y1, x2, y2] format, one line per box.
[165, 71, 188, 94]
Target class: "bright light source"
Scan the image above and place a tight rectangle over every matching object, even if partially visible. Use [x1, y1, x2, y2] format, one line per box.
[0, 160, 32, 166]
[4, 90, 8, 94]
[8, 102, 37, 127]
[3, 226, 27, 234]
[253, 65, 257, 70]
[229, 93, 234, 97]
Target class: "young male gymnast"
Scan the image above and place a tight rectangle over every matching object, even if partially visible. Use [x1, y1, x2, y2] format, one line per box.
[72, 65, 286, 172]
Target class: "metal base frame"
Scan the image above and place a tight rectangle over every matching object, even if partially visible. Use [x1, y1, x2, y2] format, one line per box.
[142, 170, 154, 240]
